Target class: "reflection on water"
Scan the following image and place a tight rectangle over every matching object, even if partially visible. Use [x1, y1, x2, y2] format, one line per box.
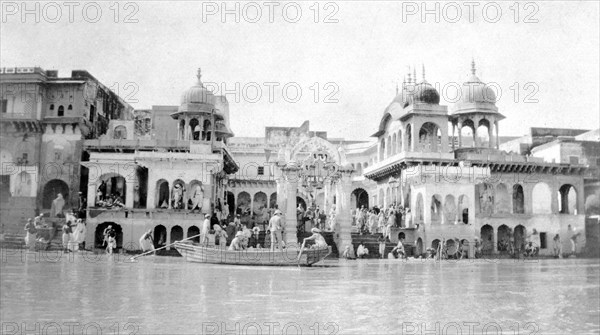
[1, 251, 599, 334]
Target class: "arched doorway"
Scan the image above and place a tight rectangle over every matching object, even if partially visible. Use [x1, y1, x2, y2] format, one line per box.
[431, 194, 442, 224]
[154, 225, 167, 248]
[225, 191, 235, 215]
[497, 225, 511, 252]
[446, 239, 458, 257]
[480, 224, 494, 254]
[514, 225, 526, 253]
[458, 195, 469, 224]
[513, 184, 525, 214]
[236, 192, 251, 216]
[42, 179, 69, 209]
[253, 192, 268, 216]
[98, 173, 127, 206]
[296, 196, 307, 210]
[443, 195, 456, 224]
[431, 239, 441, 250]
[170, 226, 183, 243]
[156, 179, 170, 208]
[352, 188, 369, 209]
[94, 222, 123, 249]
[171, 179, 185, 209]
[416, 238, 423, 256]
[187, 226, 200, 243]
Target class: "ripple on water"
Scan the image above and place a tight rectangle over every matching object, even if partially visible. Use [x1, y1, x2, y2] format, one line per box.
[1, 254, 599, 334]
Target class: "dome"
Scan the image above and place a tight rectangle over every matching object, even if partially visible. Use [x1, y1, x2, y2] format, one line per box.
[459, 74, 496, 104]
[392, 87, 414, 107]
[458, 61, 497, 105]
[180, 68, 215, 106]
[413, 81, 440, 105]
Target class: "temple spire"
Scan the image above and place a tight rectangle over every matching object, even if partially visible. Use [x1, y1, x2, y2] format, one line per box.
[413, 66, 417, 84]
[471, 58, 476, 75]
[407, 66, 412, 84]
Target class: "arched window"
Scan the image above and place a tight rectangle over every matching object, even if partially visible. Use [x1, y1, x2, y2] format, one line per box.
[49, 104, 55, 111]
[57, 105, 64, 117]
[559, 184, 578, 214]
[67, 104, 73, 110]
[113, 125, 127, 140]
[202, 120, 212, 141]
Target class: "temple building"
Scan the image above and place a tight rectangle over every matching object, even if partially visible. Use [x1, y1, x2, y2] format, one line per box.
[4, 63, 597, 257]
[0, 67, 133, 232]
[81, 69, 238, 249]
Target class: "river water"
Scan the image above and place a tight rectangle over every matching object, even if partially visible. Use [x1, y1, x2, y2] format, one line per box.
[1, 250, 599, 335]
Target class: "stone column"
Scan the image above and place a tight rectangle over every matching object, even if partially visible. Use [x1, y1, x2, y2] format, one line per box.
[184, 116, 190, 140]
[323, 180, 329, 213]
[337, 172, 354, 257]
[87, 182, 96, 208]
[125, 180, 135, 208]
[495, 122, 500, 149]
[410, 123, 417, 152]
[166, 227, 171, 250]
[284, 169, 299, 245]
[488, 122, 494, 148]
[458, 120, 463, 148]
[492, 226, 498, 254]
[275, 176, 285, 211]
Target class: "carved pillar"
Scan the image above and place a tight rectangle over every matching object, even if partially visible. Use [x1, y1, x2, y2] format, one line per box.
[337, 172, 354, 257]
[458, 120, 463, 148]
[168, 184, 172, 209]
[166, 228, 171, 250]
[492, 226, 498, 254]
[410, 122, 417, 152]
[284, 168, 299, 245]
[125, 180, 135, 208]
[323, 180, 330, 213]
[275, 176, 285, 211]
[184, 116, 190, 140]
[488, 122, 494, 148]
[451, 123, 456, 151]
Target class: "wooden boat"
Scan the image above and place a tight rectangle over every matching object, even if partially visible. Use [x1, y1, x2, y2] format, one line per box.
[174, 241, 331, 266]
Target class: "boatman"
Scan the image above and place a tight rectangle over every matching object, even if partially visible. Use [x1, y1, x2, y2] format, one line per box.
[201, 214, 211, 246]
[268, 210, 284, 251]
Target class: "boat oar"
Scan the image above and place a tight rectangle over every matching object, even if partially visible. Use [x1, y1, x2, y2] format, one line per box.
[297, 240, 306, 261]
[130, 233, 202, 261]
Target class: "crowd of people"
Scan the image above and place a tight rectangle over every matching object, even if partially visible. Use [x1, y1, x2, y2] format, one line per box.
[23, 212, 87, 253]
[352, 203, 410, 240]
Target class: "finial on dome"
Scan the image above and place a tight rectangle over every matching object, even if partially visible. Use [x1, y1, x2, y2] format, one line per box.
[196, 68, 202, 84]
[407, 66, 412, 84]
[471, 58, 476, 75]
[422, 64, 426, 81]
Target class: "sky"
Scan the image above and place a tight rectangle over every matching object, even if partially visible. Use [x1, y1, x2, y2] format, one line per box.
[1, 1, 599, 140]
